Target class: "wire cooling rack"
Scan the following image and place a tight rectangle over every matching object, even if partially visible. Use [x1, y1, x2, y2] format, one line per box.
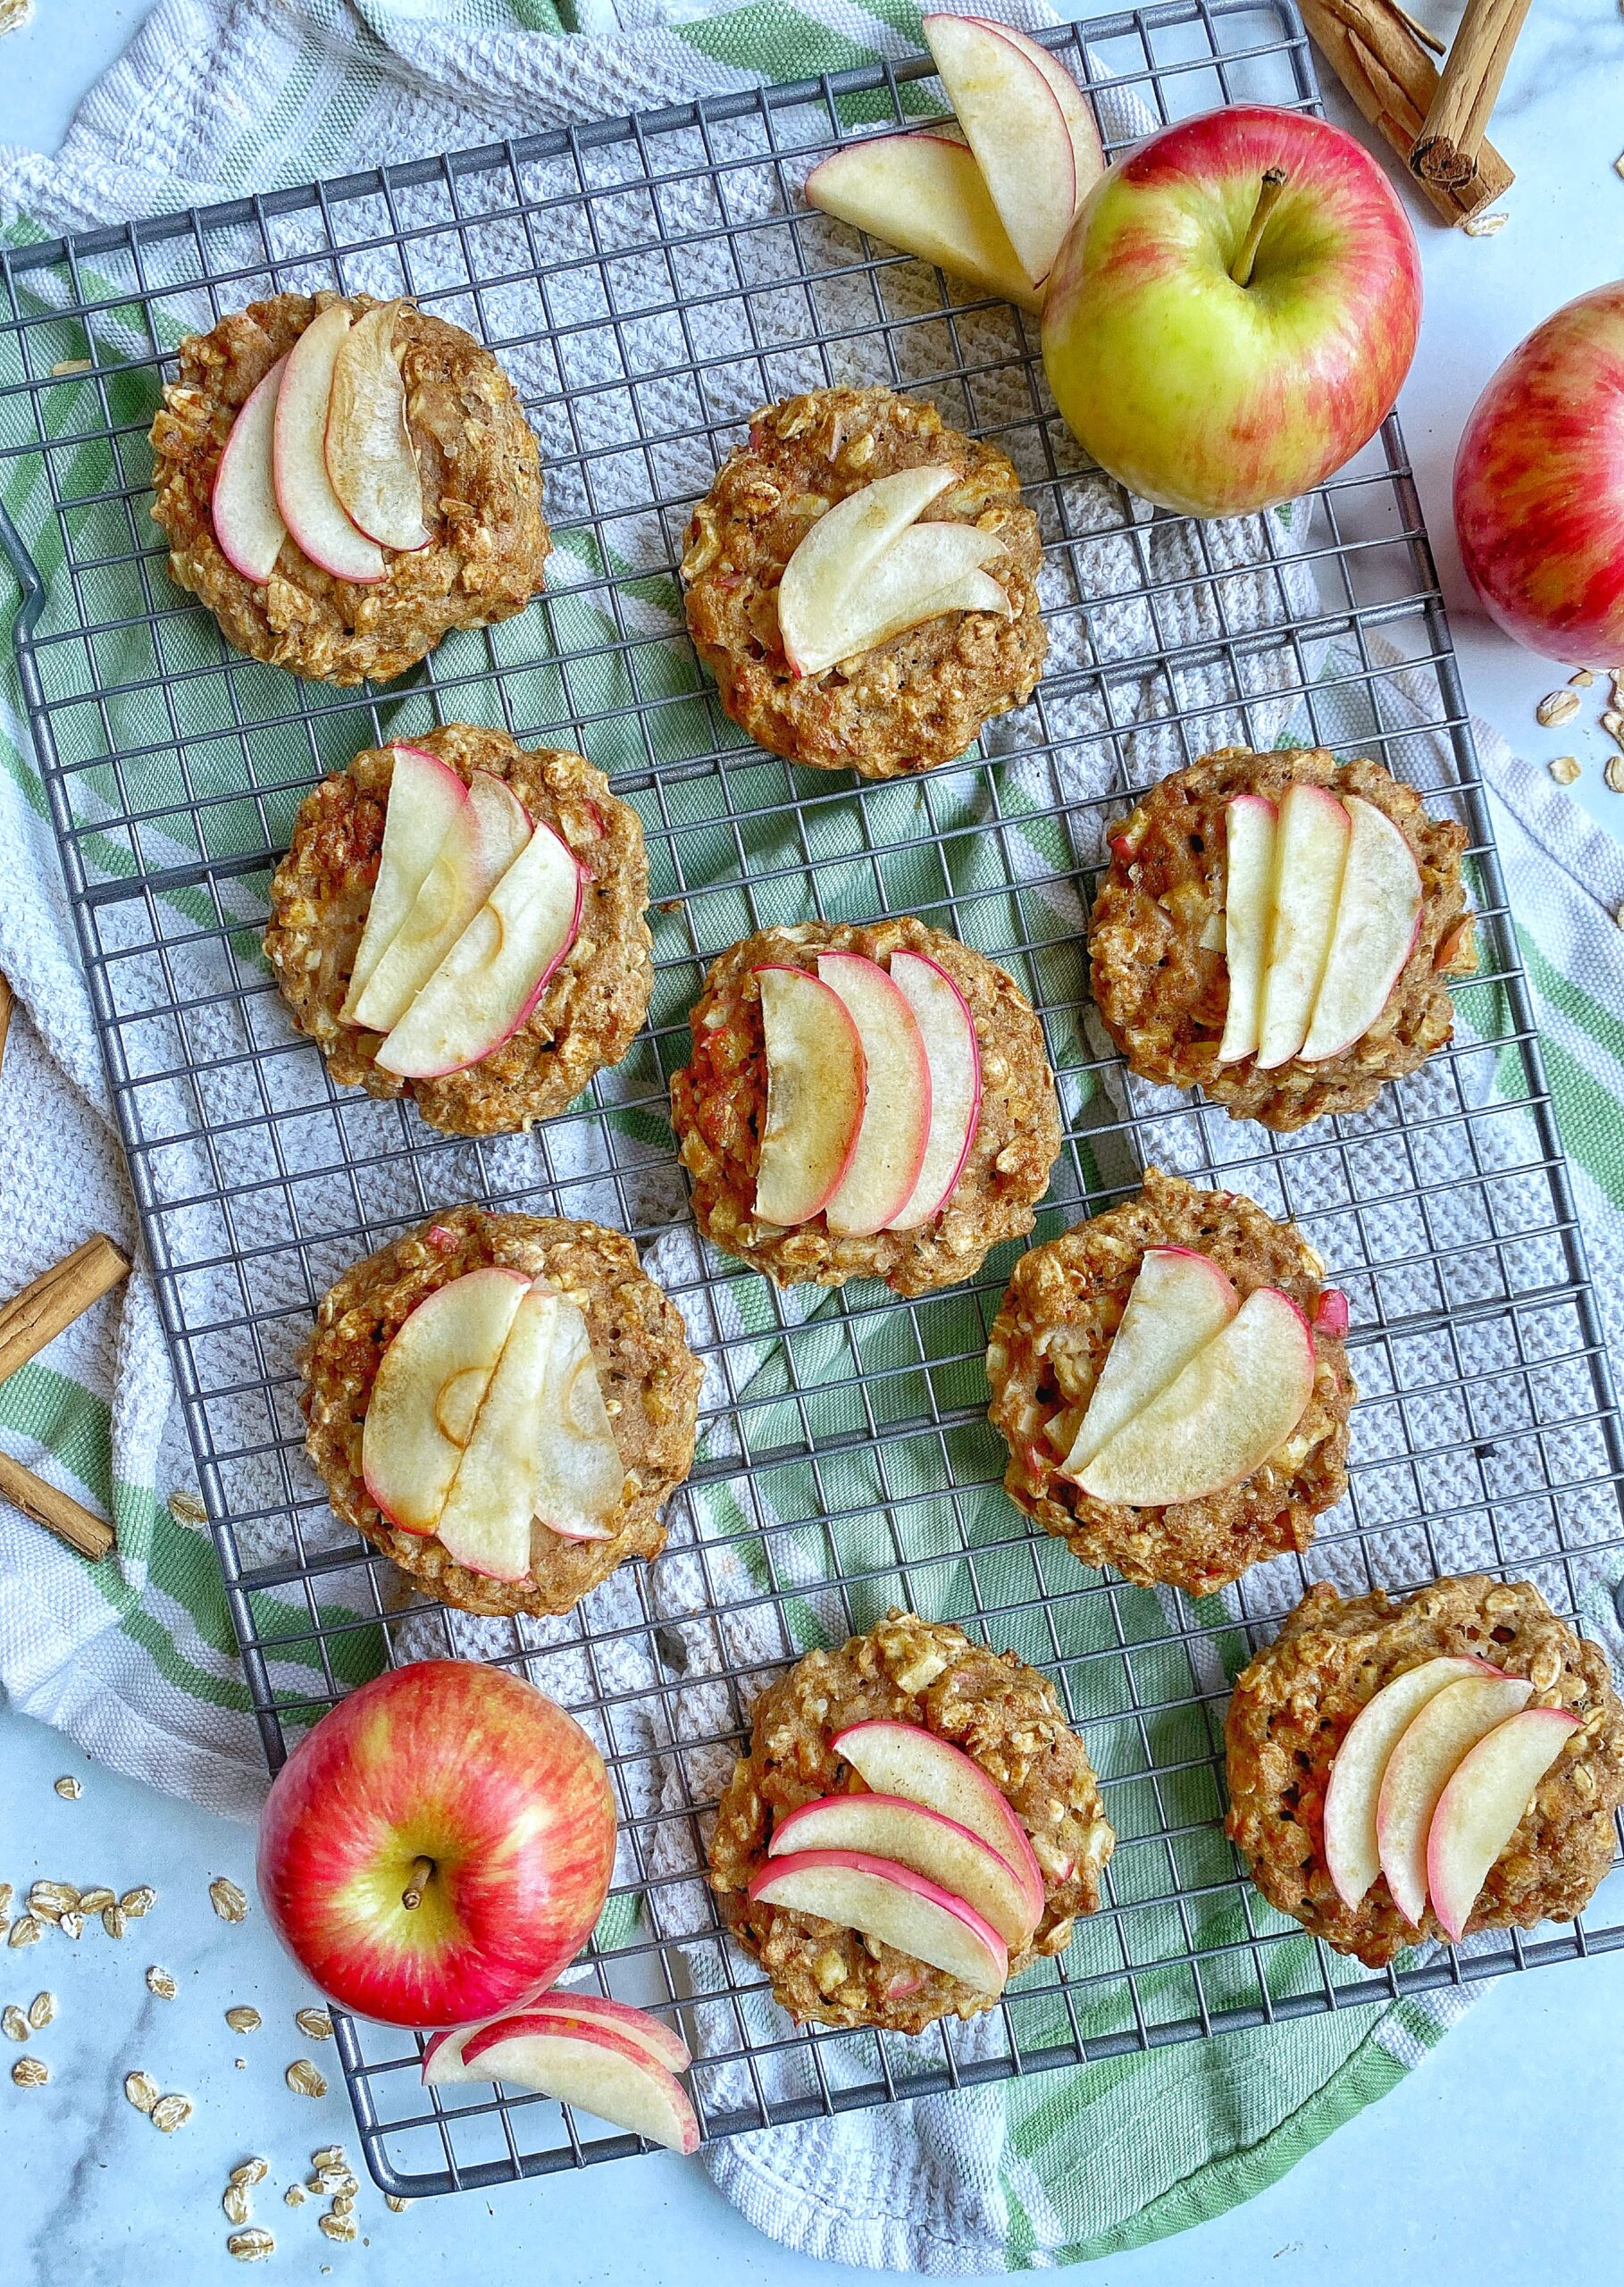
[5, 0, 1624, 2205]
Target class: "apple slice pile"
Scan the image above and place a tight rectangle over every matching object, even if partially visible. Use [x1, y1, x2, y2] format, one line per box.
[1217, 784, 1423, 1071]
[1322, 1655, 1581, 1939]
[753, 948, 981, 1236]
[213, 298, 429, 585]
[342, 745, 586, 1081]
[424, 1992, 699, 2154]
[362, 1267, 625, 1579]
[805, 18, 1104, 312]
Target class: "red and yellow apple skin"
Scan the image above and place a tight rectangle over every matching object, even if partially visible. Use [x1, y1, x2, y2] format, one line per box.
[256, 1660, 616, 2028]
[1453, 281, 1624, 665]
[1042, 105, 1421, 518]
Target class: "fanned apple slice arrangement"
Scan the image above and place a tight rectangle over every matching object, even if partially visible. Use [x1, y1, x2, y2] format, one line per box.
[341, 743, 586, 1080]
[213, 299, 429, 584]
[362, 1264, 625, 1579]
[754, 946, 981, 1235]
[1321, 1656, 1582, 1940]
[424, 1992, 700, 2155]
[806, 17, 1105, 312]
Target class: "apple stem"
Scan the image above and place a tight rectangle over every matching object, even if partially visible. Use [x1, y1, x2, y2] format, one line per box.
[401, 1856, 435, 1912]
[1229, 168, 1287, 289]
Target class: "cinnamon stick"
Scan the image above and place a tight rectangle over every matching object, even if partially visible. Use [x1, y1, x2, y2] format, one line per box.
[0, 1449, 114, 1562]
[1411, 0, 1532, 190]
[0, 1234, 130, 1386]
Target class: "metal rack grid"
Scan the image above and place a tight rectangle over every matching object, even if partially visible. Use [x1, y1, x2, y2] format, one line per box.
[4, 0, 1624, 2203]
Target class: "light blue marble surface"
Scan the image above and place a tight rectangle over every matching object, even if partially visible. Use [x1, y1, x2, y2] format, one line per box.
[4, 3, 1624, 2283]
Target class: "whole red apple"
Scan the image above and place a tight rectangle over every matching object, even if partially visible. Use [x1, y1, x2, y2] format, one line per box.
[1453, 281, 1624, 664]
[257, 1660, 616, 2027]
[1042, 105, 1421, 517]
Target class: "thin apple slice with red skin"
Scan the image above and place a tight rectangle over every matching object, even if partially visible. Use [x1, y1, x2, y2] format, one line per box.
[272, 303, 386, 584]
[963, 19, 1106, 197]
[1375, 1671, 1534, 1924]
[769, 1792, 1034, 1948]
[816, 951, 931, 1237]
[1426, 1707, 1581, 1942]
[1257, 783, 1352, 1069]
[776, 465, 953, 676]
[803, 133, 1042, 315]
[1322, 1655, 1510, 1910]
[350, 769, 531, 1035]
[1060, 1246, 1239, 1481]
[885, 951, 982, 1231]
[324, 299, 431, 552]
[360, 1265, 530, 1535]
[1300, 795, 1423, 1062]
[531, 1295, 624, 1546]
[1313, 1288, 1350, 1338]
[211, 354, 289, 584]
[433, 1282, 558, 1581]
[748, 1848, 1008, 1993]
[923, 13, 1076, 289]
[830, 1720, 1044, 1930]
[424, 1994, 690, 2081]
[1216, 793, 1277, 1065]
[457, 2015, 699, 2154]
[754, 964, 866, 1226]
[342, 746, 467, 1021]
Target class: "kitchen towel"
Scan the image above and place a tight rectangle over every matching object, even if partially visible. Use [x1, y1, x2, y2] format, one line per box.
[4, 0, 1624, 2270]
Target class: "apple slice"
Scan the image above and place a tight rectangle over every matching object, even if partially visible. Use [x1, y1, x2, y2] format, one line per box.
[272, 302, 386, 584]
[324, 299, 431, 552]
[965, 20, 1106, 198]
[532, 1296, 624, 1544]
[1322, 1655, 1510, 1909]
[776, 465, 953, 676]
[785, 521, 1008, 680]
[359, 1266, 530, 1536]
[769, 1793, 1034, 1948]
[1076, 1286, 1315, 1509]
[923, 13, 1077, 289]
[1300, 796, 1424, 1062]
[1061, 1246, 1239, 1480]
[1256, 784, 1352, 1069]
[831, 1720, 1044, 1931]
[457, 2015, 699, 2154]
[803, 132, 1042, 315]
[885, 951, 982, 1231]
[433, 1282, 557, 1581]
[211, 354, 289, 584]
[350, 770, 531, 1035]
[816, 951, 931, 1238]
[375, 817, 583, 1080]
[342, 746, 468, 1020]
[1375, 1671, 1535, 1925]
[424, 1995, 690, 2083]
[1427, 1707, 1582, 1942]
[747, 1849, 1008, 1994]
[1216, 793, 1277, 1065]
[754, 964, 867, 1227]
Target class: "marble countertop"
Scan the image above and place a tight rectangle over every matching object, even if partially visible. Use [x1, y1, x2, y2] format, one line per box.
[3, 1, 1624, 2281]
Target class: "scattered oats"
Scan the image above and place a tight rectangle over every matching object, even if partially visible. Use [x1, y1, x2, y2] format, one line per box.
[119, 1887, 155, 1919]
[8, 1917, 42, 1949]
[230, 2158, 269, 2188]
[286, 2057, 328, 2099]
[124, 2069, 160, 2114]
[11, 2056, 46, 2088]
[223, 2183, 252, 2227]
[151, 2092, 193, 2132]
[78, 1888, 114, 1914]
[1548, 754, 1581, 785]
[318, 2211, 358, 2244]
[29, 1881, 79, 1921]
[1462, 209, 1507, 235]
[0, 1, 37, 37]
[1617, 150, 1624, 181]
[102, 1906, 128, 1941]
[225, 2006, 262, 2034]
[1604, 757, 1624, 794]
[312, 2148, 345, 2170]
[331, 2193, 356, 2219]
[284, 2184, 307, 2208]
[1537, 689, 1582, 728]
[53, 1775, 82, 1800]
[1570, 667, 1596, 687]
[146, 1964, 177, 1999]
[1603, 709, 1624, 746]
[209, 1876, 249, 1923]
[168, 1487, 207, 1527]
[295, 2006, 333, 2042]
[2, 2007, 28, 2042]
[0, 1886, 11, 1920]
[57, 1912, 84, 1942]
[27, 1991, 54, 2031]
[384, 2195, 410, 2213]
[226, 2227, 275, 2262]
[317, 2168, 358, 2198]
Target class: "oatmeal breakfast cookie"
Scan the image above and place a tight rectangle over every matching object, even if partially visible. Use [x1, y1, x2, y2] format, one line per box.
[149, 292, 549, 683]
[1089, 746, 1475, 1131]
[301, 1206, 702, 1620]
[709, 1613, 1114, 2032]
[265, 724, 651, 1137]
[669, 917, 1060, 1294]
[986, 1168, 1352, 1595]
[682, 386, 1046, 777]
[1226, 1575, 1624, 1966]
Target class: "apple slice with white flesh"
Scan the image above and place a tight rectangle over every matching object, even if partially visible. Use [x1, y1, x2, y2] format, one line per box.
[1300, 796, 1423, 1062]
[1060, 1247, 1239, 1480]
[272, 303, 387, 584]
[324, 299, 431, 552]
[831, 1719, 1045, 1928]
[754, 964, 866, 1226]
[1216, 794, 1277, 1065]
[374, 816, 583, 1080]
[211, 355, 289, 583]
[816, 951, 931, 1238]
[923, 13, 1077, 289]
[342, 746, 468, 1020]
[360, 1265, 530, 1535]
[885, 951, 982, 1231]
[423, 1994, 690, 2084]
[1375, 1671, 1534, 1925]
[350, 770, 531, 1035]
[803, 132, 1042, 315]
[433, 1281, 558, 1581]
[1322, 1655, 1510, 1910]
[768, 1792, 1034, 1948]
[456, 2015, 700, 2155]
[748, 1849, 1009, 1993]
[1076, 1286, 1314, 1509]
[964, 19, 1106, 197]
[532, 1296, 624, 1545]
[1427, 1706, 1581, 1943]
[777, 465, 953, 671]
[1257, 784, 1352, 1069]
[784, 521, 1008, 680]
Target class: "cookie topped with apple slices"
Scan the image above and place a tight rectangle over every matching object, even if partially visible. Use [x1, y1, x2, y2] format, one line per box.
[709, 1613, 1114, 2032]
[301, 1206, 702, 1620]
[987, 1168, 1353, 1595]
[681, 385, 1045, 777]
[265, 724, 651, 1137]
[149, 291, 548, 685]
[1090, 746, 1475, 1133]
[669, 915, 1060, 1294]
[1226, 1576, 1624, 1966]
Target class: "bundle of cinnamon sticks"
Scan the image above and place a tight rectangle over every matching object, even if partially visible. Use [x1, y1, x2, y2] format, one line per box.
[0, 1233, 130, 1561]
